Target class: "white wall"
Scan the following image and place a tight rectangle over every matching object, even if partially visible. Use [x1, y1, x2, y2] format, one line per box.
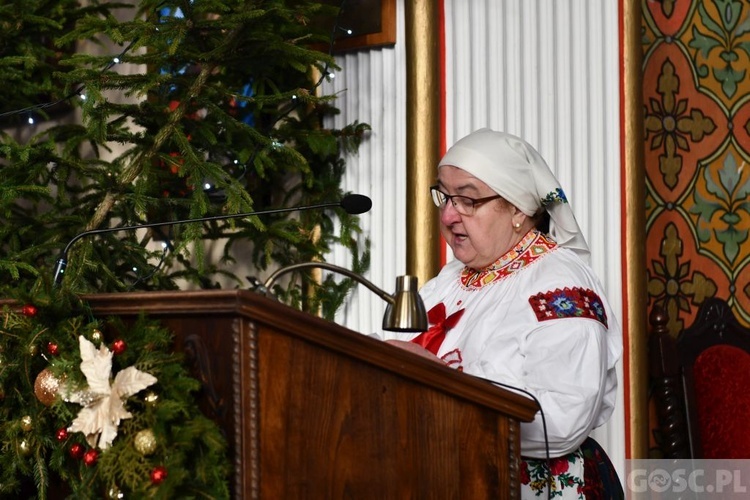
[324, 1, 409, 335]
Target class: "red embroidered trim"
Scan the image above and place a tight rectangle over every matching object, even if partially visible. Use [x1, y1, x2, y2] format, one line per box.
[461, 230, 557, 289]
[528, 287, 608, 328]
[440, 348, 463, 371]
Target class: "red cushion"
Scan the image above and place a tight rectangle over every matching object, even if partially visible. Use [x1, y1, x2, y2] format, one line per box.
[693, 344, 750, 458]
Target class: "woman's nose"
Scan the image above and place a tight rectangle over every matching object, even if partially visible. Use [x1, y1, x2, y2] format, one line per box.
[440, 201, 462, 225]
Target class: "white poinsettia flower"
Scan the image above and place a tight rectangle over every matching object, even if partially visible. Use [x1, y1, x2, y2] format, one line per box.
[66, 335, 157, 450]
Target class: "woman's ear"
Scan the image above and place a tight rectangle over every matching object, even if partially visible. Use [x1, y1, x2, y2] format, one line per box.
[511, 206, 528, 230]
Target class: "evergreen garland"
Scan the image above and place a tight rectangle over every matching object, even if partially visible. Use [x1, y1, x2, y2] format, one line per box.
[1, 289, 230, 498]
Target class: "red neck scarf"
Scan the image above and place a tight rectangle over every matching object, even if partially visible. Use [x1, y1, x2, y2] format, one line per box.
[410, 303, 465, 355]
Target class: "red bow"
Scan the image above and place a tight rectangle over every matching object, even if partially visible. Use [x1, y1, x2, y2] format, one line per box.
[410, 303, 465, 355]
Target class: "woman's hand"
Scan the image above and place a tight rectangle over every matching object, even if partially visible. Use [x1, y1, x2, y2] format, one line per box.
[384, 340, 445, 363]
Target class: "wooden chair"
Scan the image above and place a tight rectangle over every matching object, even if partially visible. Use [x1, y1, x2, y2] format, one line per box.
[649, 297, 750, 459]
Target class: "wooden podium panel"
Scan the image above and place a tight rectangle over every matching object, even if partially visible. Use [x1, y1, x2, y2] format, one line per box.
[85, 290, 538, 499]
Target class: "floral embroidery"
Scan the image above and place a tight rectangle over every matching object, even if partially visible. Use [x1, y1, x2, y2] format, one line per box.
[440, 348, 463, 371]
[528, 287, 608, 328]
[522, 448, 585, 499]
[541, 187, 568, 207]
[460, 230, 557, 289]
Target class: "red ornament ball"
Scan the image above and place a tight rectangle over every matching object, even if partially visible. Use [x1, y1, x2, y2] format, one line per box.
[111, 339, 127, 355]
[56, 428, 69, 442]
[83, 448, 98, 466]
[47, 342, 59, 356]
[150, 466, 168, 485]
[69, 443, 85, 459]
[21, 304, 38, 317]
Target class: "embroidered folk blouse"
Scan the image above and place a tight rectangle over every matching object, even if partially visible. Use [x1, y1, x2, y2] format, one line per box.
[379, 230, 622, 459]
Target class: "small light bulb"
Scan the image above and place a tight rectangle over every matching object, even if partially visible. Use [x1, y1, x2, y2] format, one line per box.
[204, 182, 212, 190]
[113, 57, 120, 64]
[28, 116, 35, 125]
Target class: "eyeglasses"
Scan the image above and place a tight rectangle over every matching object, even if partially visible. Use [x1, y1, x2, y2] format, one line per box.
[429, 185, 503, 216]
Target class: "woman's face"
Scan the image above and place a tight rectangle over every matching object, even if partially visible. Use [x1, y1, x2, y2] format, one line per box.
[436, 166, 527, 269]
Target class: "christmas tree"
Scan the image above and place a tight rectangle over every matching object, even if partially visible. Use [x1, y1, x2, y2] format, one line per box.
[1, 0, 370, 497]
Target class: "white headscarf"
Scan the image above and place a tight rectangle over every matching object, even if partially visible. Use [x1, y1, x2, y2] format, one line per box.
[438, 128, 591, 263]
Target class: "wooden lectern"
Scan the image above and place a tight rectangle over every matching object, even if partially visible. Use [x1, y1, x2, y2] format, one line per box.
[85, 289, 538, 499]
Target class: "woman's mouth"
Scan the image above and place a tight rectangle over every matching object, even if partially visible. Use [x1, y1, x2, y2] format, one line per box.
[451, 231, 467, 245]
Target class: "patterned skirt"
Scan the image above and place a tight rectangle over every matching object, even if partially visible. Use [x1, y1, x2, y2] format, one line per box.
[520, 437, 624, 499]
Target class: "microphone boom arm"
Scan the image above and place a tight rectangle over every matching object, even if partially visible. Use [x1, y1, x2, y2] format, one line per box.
[261, 261, 394, 305]
[60, 202, 341, 257]
[259, 261, 428, 332]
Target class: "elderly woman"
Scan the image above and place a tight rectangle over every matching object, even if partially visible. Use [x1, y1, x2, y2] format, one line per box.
[383, 129, 623, 498]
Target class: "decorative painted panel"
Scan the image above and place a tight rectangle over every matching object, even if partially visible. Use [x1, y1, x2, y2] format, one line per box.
[643, 0, 750, 333]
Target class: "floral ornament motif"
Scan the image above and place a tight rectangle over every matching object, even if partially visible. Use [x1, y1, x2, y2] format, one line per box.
[689, 1, 749, 100]
[647, 223, 717, 335]
[66, 336, 158, 450]
[644, 59, 717, 189]
[690, 153, 750, 265]
[540, 188, 568, 207]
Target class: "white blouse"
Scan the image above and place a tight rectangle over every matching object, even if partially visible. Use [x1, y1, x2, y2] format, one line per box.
[379, 230, 622, 459]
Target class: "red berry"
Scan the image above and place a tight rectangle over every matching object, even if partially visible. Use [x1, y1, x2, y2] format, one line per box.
[21, 304, 38, 317]
[69, 443, 84, 459]
[150, 466, 168, 485]
[56, 428, 69, 442]
[83, 448, 98, 466]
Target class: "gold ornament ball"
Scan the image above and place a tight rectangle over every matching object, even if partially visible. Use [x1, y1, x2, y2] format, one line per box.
[34, 368, 62, 406]
[134, 429, 157, 455]
[91, 329, 103, 342]
[19, 439, 32, 456]
[20, 415, 33, 432]
[28, 344, 39, 357]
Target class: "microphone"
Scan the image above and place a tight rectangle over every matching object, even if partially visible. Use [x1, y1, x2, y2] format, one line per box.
[52, 194, 372, 285]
